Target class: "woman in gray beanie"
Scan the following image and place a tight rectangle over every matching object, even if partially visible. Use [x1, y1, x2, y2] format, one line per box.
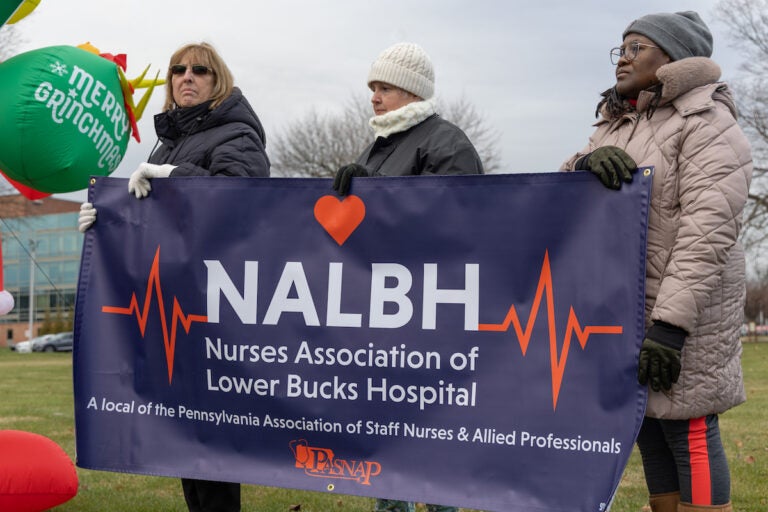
[562, 11, 751, 512]
[333, 42, 482, 512]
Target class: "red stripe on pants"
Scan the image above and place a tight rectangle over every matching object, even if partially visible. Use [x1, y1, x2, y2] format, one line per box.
[688, 417, 712, 504]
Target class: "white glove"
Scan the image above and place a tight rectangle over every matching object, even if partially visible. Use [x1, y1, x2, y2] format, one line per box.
[127, 163, 176, 199]
[78, 202, 97, 233]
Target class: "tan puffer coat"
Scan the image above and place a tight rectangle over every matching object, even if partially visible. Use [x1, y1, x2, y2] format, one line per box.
[562, 57, 752, 419]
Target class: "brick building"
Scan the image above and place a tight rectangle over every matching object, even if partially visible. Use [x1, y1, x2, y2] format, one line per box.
[0, 194, 82, 347]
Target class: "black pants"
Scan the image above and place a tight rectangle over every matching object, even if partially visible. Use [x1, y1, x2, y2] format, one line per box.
[181, 478, 240, 512]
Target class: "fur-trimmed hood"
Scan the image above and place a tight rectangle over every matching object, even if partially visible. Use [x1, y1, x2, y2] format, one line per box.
[600, 57, 734, 120]
[654, 57, 721, 104]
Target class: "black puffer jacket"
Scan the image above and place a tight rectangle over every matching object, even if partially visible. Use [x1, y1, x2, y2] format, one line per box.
[356, 114, 483, 176]
[149, 87, 269, 177]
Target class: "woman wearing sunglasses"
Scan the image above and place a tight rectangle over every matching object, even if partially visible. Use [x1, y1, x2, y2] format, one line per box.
[562, 12, 751, 512]
[79, 41, 269, 219]
[78, 42, 269, 512]
[132, 41, 269, 197]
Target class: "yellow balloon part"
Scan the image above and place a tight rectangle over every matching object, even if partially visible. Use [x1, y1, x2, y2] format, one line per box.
[117, 66, 165, 122]
[75, 42, 165, 124]
[76, 41, 101, 55]
[7, 0, 40, 24]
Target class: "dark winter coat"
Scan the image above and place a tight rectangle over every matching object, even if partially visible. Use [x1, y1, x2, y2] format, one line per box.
[149, 87, 269, 177]
[356, 114, 483, 176]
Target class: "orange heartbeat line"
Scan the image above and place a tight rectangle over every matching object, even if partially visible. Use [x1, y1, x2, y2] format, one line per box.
[102, 246, 208, 384]
[478, 250, 623, 410]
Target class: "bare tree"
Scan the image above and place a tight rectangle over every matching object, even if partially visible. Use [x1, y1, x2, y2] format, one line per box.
[272, 94, 502, 177]
[271, 96, 372, 178]
[715, 0, 768, 256]
[745, 272, 768, 322]
[436, 96, 502, 173]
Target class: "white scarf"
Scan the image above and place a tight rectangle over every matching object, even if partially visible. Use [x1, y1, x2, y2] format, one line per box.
[369, 99, 436, 139]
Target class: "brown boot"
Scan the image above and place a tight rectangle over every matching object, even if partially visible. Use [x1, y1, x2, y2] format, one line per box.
[648, 492, 680, 512]
[678, 502, 732, 512]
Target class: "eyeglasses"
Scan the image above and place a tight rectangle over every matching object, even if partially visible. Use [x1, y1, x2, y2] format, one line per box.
[170, 64, 214, 76]
[610, 42, 661, 65]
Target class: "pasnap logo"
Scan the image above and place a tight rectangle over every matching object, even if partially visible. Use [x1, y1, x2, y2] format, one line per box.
[290, 439, 381, 485]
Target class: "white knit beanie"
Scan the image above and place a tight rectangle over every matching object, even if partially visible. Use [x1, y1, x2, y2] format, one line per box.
[367, 42, 435, 100]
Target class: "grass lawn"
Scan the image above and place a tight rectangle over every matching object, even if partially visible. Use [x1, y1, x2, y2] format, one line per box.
[0, 343, 765, 511]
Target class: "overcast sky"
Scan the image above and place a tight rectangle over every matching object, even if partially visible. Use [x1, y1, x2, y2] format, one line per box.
[5, 0, 745, 202]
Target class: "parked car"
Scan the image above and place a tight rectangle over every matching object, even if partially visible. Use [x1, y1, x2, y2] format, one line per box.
[32, 332, 73, 352]
[28, 334, 55, 352]
[11, 340, 33, 353]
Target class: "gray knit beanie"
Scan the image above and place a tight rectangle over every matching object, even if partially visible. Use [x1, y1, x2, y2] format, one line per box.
[623, 11, 713, 61]
[367, 42, 434, 100]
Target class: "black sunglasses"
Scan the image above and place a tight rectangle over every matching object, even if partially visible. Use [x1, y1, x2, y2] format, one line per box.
[170, 64, 214, 76]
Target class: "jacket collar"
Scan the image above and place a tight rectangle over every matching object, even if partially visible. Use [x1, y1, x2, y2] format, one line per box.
[155, 100, 213, 140]
[599, 57, 725, 121]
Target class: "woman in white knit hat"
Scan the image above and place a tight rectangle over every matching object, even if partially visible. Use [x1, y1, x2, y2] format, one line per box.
[333, 41, 482, 195]
[333, 42, 482, 512]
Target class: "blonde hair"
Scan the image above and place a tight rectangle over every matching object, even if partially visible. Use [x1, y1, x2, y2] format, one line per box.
[163, 42, 234, 111]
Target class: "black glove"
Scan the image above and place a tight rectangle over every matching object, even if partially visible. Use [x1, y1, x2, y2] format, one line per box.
[333, 164, 369, 196]
[637, 322, 687, 392]
[575, 146, 637, 190]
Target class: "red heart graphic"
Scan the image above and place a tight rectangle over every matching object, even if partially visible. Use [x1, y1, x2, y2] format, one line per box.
[314, 195, 366, 246]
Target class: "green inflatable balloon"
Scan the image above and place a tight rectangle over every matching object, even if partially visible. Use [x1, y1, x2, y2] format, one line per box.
[0, 46, 130, 193]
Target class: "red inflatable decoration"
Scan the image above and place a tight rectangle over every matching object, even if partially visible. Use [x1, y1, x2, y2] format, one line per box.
[0, 170, 50, 201]
[0, 430, 78, 512]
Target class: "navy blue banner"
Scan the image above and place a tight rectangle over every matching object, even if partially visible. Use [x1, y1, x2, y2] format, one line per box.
[74, 170, 651, 512]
